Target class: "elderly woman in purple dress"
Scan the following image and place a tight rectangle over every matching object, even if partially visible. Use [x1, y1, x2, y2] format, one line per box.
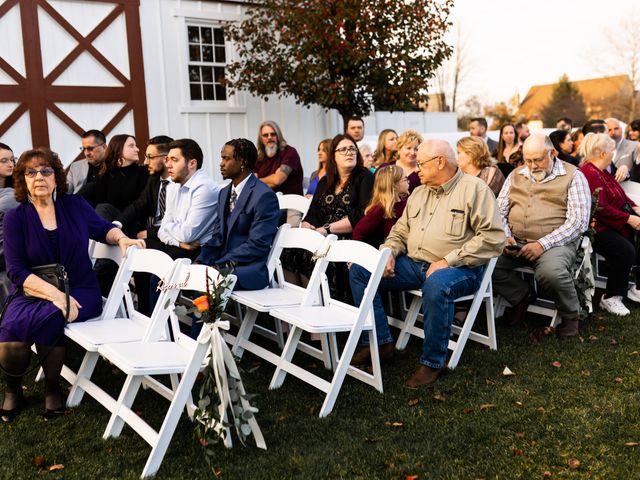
[0, 148, 144, 422]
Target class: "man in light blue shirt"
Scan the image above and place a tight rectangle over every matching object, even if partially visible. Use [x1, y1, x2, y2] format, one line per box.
[147, 138, 219, 260]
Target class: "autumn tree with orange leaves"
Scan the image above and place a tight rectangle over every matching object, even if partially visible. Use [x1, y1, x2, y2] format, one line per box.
[225, 0, 453, 128]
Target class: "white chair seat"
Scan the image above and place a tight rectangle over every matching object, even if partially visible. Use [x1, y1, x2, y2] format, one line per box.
[231, 284, 308, 311]
[65, 318, 148, 351]
[407, 289, 484, 302]
[99, 341, 193, 374]
[270, 305, 371, 333]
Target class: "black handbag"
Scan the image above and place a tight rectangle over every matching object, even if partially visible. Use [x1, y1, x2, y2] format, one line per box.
[24, 263, 70, 323]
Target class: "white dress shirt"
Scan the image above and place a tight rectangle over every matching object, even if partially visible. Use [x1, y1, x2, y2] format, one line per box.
[158, 169, 220, 246]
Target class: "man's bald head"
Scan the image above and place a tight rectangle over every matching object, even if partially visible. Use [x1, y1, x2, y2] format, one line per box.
[420, 139, 456, 166]
[523, 133, 554, 181]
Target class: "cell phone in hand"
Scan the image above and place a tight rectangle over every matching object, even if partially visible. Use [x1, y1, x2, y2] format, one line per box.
[505, 244, 522, 251]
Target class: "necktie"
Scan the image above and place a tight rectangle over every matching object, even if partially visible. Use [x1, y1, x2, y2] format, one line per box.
[158, 179, 169, 220]
[228, 188, 237, 213]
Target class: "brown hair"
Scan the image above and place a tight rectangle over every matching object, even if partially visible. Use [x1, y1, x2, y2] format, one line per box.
[323, 134, 365, 192]
[456, 136, 494, 169]
[13, 147, 68, 203]
[496, 123, 518, 163]
[101, 134, 135, 175]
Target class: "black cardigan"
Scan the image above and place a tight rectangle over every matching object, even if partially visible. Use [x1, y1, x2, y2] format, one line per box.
[95, 164, 149, 212]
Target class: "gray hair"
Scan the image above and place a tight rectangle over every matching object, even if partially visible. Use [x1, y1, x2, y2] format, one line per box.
[256, 120, 288, 162]
[579, 133, 615, 161]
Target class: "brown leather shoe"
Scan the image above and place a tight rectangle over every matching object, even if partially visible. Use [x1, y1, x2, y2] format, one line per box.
[350, 343, 394, 366]
[556, 316, 580, 337]
[505, 291, 533, 326]
[404, 364, 444, 388]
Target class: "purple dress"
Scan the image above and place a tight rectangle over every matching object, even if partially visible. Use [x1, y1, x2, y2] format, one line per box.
[0, 194, 114, 345]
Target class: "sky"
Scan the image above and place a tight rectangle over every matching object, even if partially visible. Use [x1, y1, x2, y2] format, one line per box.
[446, 0, 639, 109]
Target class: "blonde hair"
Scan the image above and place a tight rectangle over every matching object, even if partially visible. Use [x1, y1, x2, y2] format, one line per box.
[579, 133, 615, 163]
[373, 129, 397, 167]
[456, 136, 494, 169]
[365, 165, 404, 218]
[396, 129, 424, 152]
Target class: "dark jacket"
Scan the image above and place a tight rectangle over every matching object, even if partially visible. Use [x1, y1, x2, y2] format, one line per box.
[197, 175, 280, 290]
[116, 174, 164, 239]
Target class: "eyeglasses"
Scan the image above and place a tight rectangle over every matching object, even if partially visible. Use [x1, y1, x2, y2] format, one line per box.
[261, 132, 277, 139]
[0, 156, 15, 165]
[25, 167, 55, 178]
[144, 154, 167, 161]
[416, 155, 442, 169]
[335, 146, 358, 155]
[79, 144, 104, 152]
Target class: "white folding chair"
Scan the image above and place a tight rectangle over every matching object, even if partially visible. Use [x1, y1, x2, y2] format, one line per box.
[97, 264, 237, 478]
[388, 257, 498, 370]
[494, 237, 593, 327]
[276, 192, 311, 227]
[268, 240, 391, 417]
[229, 223, 336, 367]
[65, 247, 186, 408]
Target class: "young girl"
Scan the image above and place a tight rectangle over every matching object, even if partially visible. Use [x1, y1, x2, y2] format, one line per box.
[352, 165, 409, 248]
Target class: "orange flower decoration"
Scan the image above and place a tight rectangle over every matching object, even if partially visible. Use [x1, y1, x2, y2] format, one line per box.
[193, 295, 210, 313]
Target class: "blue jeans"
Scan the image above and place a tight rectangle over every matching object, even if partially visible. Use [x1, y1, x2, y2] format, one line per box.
[349, 255, 485, 369]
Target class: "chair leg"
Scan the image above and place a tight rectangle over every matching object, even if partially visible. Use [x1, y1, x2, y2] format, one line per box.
[319, 334, 331, 370]
[327, 333, 339, 371]
[103, 375, 144, 439]
[231, 309, 258, 358]
[274, 318, 285, 349]
[269, 326, 303, 390]
[66, 352, 100, 407]
[366, 330, 383, 393]
[485, 294, 497, 350]
[395, 296, 422, 351]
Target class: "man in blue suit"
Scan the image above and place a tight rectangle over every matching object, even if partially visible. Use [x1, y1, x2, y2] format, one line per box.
[197, 138, 280, 290]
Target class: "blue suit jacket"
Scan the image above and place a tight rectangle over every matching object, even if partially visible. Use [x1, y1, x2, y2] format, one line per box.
[197, 175, 279, 290]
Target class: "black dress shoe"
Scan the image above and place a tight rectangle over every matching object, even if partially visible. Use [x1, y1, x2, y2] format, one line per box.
[505, 291, 534, 326]
[1, 393, 25, 423]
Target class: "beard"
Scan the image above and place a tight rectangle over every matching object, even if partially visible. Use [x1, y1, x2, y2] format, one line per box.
[265, 144, 278, 158]
[530, 169, 547, 182]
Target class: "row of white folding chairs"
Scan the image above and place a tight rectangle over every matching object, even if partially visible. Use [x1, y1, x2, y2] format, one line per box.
[60, 244, 236, 477]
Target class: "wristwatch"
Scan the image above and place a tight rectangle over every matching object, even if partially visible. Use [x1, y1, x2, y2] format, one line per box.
[322, 223, 331, 234]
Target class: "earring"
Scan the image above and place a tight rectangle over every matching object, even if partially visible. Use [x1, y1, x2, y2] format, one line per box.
[52, 187, 57, 202]
[117, 158, 123, 167]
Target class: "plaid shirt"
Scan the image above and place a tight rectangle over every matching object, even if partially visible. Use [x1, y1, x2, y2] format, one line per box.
[497, 159, 591, 251]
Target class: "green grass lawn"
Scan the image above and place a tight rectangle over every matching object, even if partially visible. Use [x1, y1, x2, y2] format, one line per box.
[1, 304, 639, 479]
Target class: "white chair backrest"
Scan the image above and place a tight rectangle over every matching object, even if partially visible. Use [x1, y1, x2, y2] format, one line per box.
[101, 246, 178, 321]
[621, 180, 640, 198]
[91, 242, 124, 265]
[276, 192, 311, 218]
[265, 223, 290, 282]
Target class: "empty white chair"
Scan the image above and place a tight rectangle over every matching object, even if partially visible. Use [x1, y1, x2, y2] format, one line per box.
[65, 247, 185, 408]
[97, 264, 237, 478]
[389, 257, 498, 369]
[268, 240, 391, 417]
[230, 223, 336, 367]
[276, 192, 311, 227]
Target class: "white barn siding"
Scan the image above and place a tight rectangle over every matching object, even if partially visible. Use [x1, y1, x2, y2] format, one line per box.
[139, 0, 338, 182]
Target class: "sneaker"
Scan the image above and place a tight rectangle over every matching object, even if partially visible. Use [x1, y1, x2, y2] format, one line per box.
[599, 295, 630, 316]
[627, 286, 640, 304]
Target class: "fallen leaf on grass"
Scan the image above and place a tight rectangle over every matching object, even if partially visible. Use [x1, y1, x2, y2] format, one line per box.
[515, 401, 524, 407]
[214, 468, 222, 477]
[479, 403, 496, 411]
[543, 471, 552, 477]
[530, 440, 537, 447]
[502, 366, 515, 376]
[31, 456, 45, 467]
[611, 338, 619, 346]
[596, 325, 606, 332]
[48, 464, 64, 472]
[522, 388, 530, 396]
[385, 421, 404, 428]
[407, 399, 420, 406]
[513, 448, 524, 456]
[536, 406, 546, 414]
[515, 432, 525, 439]
[433, 394, 445, 402]
[567, 458, 581, 469]
[406, 475, 419, 480]
[581, 370, 591, 377]
[629, 351, 640, 356]
[462, 408, 474, 414]
[614, 377, 624, 384]
[588, 335, 598, 342]
[551, 361, 561, 368]
[485, 377, 496, 385]
[625, 442, 639, 447]
[105, 447, 113, 455]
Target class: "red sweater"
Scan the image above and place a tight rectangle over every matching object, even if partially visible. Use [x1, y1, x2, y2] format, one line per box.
[352, 197, 407, 247]
[580, 162, 635, 238]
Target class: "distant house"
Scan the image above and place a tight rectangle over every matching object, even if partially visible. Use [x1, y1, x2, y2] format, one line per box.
[518, 75, 636, 122]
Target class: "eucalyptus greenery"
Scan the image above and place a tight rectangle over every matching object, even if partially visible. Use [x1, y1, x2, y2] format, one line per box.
[174, 264, 266, 464]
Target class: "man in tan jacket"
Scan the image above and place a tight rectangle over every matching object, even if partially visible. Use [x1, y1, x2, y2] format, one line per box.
[349, 139, 505, 387]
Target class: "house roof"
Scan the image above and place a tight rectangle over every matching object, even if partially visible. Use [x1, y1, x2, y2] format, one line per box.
[518, 75, 633, 119]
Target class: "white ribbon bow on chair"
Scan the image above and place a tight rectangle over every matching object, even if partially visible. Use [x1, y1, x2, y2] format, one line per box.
[198, 321, 267, 450]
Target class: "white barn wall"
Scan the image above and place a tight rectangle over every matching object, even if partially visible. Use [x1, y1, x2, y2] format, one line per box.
[139, 0, 337, 183]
